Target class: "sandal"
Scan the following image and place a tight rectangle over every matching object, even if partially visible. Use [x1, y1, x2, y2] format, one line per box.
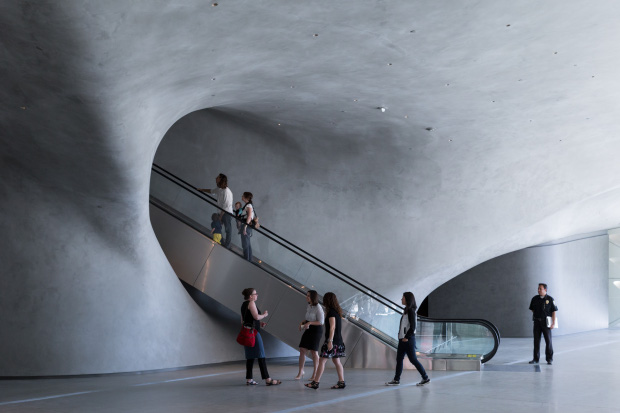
[246, 379, 258, 385]
[266, 379, 281, 386]
[305, 381, 319, 389]
[331, 381, 346, 389]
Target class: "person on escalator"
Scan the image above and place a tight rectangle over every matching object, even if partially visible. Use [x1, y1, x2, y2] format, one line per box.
[385, 292, 430, 387]
[210, 213, 222, 244]
[234, 201, 243, 230]
[238, 192, 254, 262]
[198, 173, 233, 249]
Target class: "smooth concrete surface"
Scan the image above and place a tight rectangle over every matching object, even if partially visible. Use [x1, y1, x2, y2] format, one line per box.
[1, 328, 620, 412]
[428, 232, 609, 337]
[609, 229, 620, 326]
[4, 0, 620, 375]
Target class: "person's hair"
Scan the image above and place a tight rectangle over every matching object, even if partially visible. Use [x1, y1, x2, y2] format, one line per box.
[403, 291, 417, 314]
[211, 213, 220, 222]
[235, 201, 242, 208]
[217, 173, 228, 189]
[242, 288, 255, 300]
[322, 292, 343, 317]
[307, 290, 319, 306]
[242, 192, 253, 203]
[539, 283, 548, 291]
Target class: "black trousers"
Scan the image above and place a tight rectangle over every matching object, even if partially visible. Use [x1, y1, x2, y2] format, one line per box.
[246, 358, 269, 380]
[533, 318, 553, 362]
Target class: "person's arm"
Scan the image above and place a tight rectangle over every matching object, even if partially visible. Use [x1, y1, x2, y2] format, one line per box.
[249, 301, 268, 320]
[327, 316, 335, 350]
[403, 309, 415, 341]
[198, 188, 213, 193]
[243, 205, 253, 235]
[550, 311, 556, 329]
[245, 205, 253, 225]
[211, 228, 215, 234]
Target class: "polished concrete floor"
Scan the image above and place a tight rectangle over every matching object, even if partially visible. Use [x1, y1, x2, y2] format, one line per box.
[2, 328, 620, 413]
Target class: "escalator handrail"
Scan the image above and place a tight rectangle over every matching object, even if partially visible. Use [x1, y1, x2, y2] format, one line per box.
[152, 163, 404, 313]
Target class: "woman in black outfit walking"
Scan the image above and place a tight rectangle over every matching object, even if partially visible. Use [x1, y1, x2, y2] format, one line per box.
[305, 292, 345, 390]
[240, 288, 281, 386]
[385, 291, 430, 386]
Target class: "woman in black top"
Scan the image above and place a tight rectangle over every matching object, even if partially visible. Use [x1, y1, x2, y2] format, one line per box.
[385, 291, 430, 386]
[240, 288, 281, 386]
[305, 292, 346, 390]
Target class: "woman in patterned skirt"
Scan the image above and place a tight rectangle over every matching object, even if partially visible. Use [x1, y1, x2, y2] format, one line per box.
[305, 292, 346, 389]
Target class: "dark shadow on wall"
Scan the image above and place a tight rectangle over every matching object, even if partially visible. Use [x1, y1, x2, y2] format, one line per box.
[181, 280, 296, 359]
[0, 2, 142, 258]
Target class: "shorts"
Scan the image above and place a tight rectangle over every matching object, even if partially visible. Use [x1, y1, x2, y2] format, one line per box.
[213, 233, 222, 244]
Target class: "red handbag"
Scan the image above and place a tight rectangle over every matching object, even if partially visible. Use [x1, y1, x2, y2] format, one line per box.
[237, 305, 257, 346]
[237, 325, 257, 347]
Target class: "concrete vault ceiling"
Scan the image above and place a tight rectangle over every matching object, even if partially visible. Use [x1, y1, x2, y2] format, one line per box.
[4, 0, 620, 303]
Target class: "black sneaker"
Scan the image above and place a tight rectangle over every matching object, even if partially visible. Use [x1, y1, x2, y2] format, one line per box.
[416, 378, 430, 386]
[528, 360, 539, 364]
[385, 380, 400, 386]
[547, 360, 553, 365]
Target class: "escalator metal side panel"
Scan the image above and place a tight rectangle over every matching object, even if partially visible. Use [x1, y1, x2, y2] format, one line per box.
[150, 206, 214, 285]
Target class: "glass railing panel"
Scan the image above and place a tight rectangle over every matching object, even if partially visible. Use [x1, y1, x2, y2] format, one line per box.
[416, 320, 495, 359]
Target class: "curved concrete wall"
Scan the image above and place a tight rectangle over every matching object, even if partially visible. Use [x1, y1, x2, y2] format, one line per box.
[427, 232, 609, 337]
[4, 0, 620, 375]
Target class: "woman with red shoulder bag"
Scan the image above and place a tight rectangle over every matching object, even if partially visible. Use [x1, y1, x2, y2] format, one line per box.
[240, 288, 281, 386]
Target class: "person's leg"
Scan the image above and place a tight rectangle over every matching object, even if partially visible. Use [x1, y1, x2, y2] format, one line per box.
[406, 338, 428, 380]
[332, 357, 344, 382]
[314, 358, 328, 383]
[246, 359, 254, 380]
[240, 231, 250, 261]
[393, 340, 407, 381]
[532, 320, 542, 362]
[542, 326, 553, 362]
[246, 227, 252, 261]
[222, 213, 232, 248]
[310, 350, 319, 380]
[257, 358, 270, 380]
[296, 348, 307, 379]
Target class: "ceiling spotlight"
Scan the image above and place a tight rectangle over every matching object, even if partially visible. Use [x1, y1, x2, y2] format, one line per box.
[378, 107, 386, 112]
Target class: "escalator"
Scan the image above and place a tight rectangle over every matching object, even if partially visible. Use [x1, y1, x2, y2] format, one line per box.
[149, 164, 500, 370]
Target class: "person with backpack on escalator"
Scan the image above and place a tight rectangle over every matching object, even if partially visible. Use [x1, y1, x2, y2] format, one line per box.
[239, 192, 256, 262]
